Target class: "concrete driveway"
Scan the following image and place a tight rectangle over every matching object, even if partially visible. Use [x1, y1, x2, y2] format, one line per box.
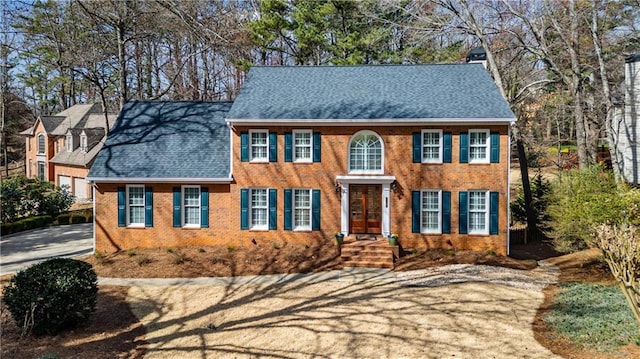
[0, 223, 93, 275]
[114, 265, 561, 359]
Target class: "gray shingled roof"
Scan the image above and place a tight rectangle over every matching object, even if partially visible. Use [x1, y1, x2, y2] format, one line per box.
[88, 101, 232, 181]
[227, 64, 516, 121]
[50, 128, 106, 167]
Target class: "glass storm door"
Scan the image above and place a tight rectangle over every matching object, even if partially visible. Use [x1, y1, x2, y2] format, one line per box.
[349, 185, 382, 234]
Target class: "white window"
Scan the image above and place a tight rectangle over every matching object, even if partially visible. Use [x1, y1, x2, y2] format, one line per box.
[348, 130, 383, 174]
[182, 186, 201, 228]
[293, 189, 312, 230]
[127, 185, 145, 227]
[37, 134, 45, 155]
[421, 190, 441, 233]
[468, 190, 489, 234]
[37, 161, 45, 181]
[66, 134, 73, 152]
[28, 159, 32, 177]
[80, 135, 88, 152]
[250, 130, 268, 162]
[422, 130, 442, 163]
[469, 130, 489, 163]
[293, 130, 312, 162]
[250, 188, 268, 230]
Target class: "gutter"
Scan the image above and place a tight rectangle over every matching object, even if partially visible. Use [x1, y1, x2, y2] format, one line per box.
[86, 177, 234, 184]
[226, 117, 517, 126]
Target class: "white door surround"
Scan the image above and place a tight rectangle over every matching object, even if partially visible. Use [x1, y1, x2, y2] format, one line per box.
[336, 175, 395, 237]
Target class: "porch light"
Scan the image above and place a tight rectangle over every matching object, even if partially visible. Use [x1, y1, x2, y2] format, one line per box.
[335, 180, 342, 192]
[390, 180, 399, 193]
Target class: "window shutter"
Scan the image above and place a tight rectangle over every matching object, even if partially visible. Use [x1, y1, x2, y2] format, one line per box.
[240, 132, 249, 162]
[442, 191, 451, 234]
[173, 187, 181, 228]
[443, 132, 452, 163]
[459, 132, 469, 163]
[412, 132, 421, 163]
[201, 187, 209, 228]
[240, 189, 249, 230]
[458, 191, 468, 234]
[284, 189, 292, 230]
[269, 132, 277, 162]
[145, 187, 153, 227]
[411, 191, 420, 233]
[490, 132, 500, 163]
[117, 187, 125, 227]
[312, 189, 321, 230]
[269, 188, 277, 230]
[490, 192, 499, 235]
[313, 132, 321, 162]
[284, 132, 292, 162]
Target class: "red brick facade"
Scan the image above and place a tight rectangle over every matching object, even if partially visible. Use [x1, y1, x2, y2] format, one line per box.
[94, 124, 510, 255]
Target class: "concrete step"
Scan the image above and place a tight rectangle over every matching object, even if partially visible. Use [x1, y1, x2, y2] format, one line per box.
[342, 259, 394, 269]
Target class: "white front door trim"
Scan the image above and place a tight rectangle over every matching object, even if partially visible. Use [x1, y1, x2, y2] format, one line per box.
[336, 175, 395, 237]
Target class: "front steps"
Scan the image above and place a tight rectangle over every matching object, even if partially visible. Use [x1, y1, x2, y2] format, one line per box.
[339, 235, 397, 269]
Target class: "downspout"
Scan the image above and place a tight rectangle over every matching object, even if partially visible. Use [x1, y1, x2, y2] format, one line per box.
[91, 182, 96, 254]
[507, 124, 513, 256]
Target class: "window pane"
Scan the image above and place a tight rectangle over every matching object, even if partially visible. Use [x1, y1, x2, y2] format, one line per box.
[294, 132, 312, 160]
[251, 132, 268, 160]
[349, 133, 382, 172]
[183, 187, 200, 226]
[421, 191, 440, 232]
[129, 207, 144, 224]
[294, 189, 311, 229]
[469, 191, 487, 232]
[128, 186, 144, 225]
[251, 189, 268, 227]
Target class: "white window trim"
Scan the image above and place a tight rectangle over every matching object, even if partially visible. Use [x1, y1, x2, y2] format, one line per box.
[182, 185, 201, 228]
[249, 129, 269, 163]
[293, 188, 312, 231]
[292, 129, 313, 163]
[421, 189, 442, 234]
[249, 188, 269, 230]
[126, 184, 145, 228]
[468, 190, 489, 235]
[469, 129, 490, 164]
[348, 130, 384, 174]
[37, 133, 45, 155]
[421, 129, 443, 163]
[66, 134, 73, 152]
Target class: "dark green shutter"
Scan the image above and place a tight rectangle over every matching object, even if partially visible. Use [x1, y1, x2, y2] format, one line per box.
[269, 132, 277, 162]
[145, 187, 153, 227]
[117, 186, 125, 227]
[490, 132, 500, 163]
[459, 132, 469, 163]
[412, 132, 421, 163]
[240, 132, 249, 162]
[201, 187, 209, 228]
[411, 191, 420, 233]
[240, 188, 249, 230]
[173, 187, 181, 228]
[442, 191, 451, 234]
[313, 132, 321, 162]
[490, 192, 499, 235]
[459, 191, 468, 234]
[284, 132, 292, 162]
[312, 189, 321, 230]
[284, 189, 292, 230]
[269, 188, 277, 230]
[443, 132, 452, 163]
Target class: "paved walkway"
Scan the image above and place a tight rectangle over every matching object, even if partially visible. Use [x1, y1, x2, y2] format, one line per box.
[0, 223, 93, 275]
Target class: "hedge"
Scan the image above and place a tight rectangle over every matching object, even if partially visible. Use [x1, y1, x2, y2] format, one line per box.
[1, 216, 54, 236]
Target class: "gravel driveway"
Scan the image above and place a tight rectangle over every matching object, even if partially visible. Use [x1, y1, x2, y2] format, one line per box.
[121, 263, 561, 358]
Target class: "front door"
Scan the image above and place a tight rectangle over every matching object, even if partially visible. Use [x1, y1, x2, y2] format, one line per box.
[349, 184, 382, 234]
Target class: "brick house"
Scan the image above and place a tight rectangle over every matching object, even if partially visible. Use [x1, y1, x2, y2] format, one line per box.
[87, 64, 516, 257]
[21, 103, 115, 202]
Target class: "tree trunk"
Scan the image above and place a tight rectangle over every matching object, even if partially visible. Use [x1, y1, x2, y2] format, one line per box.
[117, 22, 128, 109]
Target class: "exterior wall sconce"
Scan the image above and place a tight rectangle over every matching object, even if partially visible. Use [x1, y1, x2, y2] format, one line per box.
[390, 180, 399, 193]
[335, 180, 342, 192]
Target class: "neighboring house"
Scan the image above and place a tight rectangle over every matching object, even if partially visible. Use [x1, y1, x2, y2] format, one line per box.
[21, 103, 115, 201]
[87, 64, 516, 255]
[613, 53, 639, 184]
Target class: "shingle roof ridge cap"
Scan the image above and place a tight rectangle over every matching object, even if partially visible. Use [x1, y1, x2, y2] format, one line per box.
[250, 63, 471, 69]
[125, 99, 234, 104]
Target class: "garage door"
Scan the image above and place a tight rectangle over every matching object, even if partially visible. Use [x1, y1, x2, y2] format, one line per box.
[58, 175, 71, 192]
[74, 177, 88, 201]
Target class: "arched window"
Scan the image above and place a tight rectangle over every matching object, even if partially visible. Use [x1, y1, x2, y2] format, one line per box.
[348, 131, 383, 174]
[37, 134, 45, 155]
